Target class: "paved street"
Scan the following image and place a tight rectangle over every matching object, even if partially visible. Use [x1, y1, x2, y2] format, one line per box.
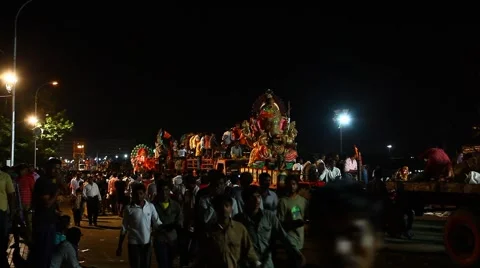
[374, 218, 451, 268]
[7, 209, 452, 267]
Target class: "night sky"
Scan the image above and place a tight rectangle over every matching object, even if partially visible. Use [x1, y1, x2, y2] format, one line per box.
[1, 5, 479, 157]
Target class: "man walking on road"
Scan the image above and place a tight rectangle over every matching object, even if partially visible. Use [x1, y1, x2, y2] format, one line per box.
[117, 183, 162, 268]
[83, 176, 101, 226]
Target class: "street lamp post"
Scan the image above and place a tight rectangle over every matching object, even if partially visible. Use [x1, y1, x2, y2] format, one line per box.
[2, 72, 17, 166]
[26, 115, 38, 166]
[387, 144, 393, 154]
[10, 0, 34, 166]
[33, 81, 58, 168]
[334, 110, 352, 154]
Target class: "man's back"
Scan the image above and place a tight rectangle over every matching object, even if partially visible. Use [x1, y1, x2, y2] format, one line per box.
[0, 171, 14, 211]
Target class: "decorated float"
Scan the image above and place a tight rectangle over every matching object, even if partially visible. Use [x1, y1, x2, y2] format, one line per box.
[130, 129, 177, 174]
[176, 89, 299, 176]
[224, 89, 298, 186]
[130, 144, 156, 173]
[239, 89, 299, 170]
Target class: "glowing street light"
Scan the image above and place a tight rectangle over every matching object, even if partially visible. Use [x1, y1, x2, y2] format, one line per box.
[387, 144, 393, 154]
[337, 113, 352, 127]
[115, 155, 119, 159]
[2, 72, 17, 93]
[334, 109, 352, 153]
[124, 154, 128, 159]
[27, 115, 38, 126]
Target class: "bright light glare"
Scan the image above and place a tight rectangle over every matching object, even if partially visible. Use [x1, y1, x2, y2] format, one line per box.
[387, 145, 393, 149]
[27, 116, 38, 125]
[337, 113, 351, 126]
[51, 81, 58, 86]
[2, 72, 17, 84]
[124, 154, 128, 158]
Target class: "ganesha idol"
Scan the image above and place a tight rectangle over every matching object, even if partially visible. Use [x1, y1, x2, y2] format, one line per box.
[132, 148, 155, 172]
[257, 93, 287, 137]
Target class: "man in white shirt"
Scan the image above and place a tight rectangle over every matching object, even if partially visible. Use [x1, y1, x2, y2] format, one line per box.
[323, 158, 342, 182]
[70, 173, 83, 196]
[83, 176, 102, 226]
[117, 183, 162, 268]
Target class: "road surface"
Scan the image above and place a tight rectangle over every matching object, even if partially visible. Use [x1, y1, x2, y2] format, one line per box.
[8, 209, 452, 267]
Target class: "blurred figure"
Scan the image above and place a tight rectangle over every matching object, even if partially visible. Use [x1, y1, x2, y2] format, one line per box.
[28, 162, 59, 268]
[231, 172, 255, 214]
[393, 166, 410, 181]
[419, 147, 453, 180]
[235, 186, 305, 268]
[308, 182, 383, 268]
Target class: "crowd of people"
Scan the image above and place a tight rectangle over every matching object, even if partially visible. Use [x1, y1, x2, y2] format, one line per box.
[71, 166, 383, 268]
[0, 157, 386, 268]
[0, 160, 90, 268]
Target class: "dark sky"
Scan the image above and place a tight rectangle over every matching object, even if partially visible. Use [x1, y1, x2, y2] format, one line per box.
[1, 4, 479, 156]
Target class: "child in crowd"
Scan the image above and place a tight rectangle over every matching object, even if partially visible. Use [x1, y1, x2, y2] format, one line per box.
[55, 215, 71, 246]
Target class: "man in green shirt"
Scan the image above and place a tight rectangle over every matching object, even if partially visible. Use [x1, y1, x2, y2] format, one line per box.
[277, 175, 308, 268]
[235, 185, 305, 268]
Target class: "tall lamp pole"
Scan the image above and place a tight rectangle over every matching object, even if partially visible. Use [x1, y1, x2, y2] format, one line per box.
[334, 109, 352, 154]
[33, 81, 58, 168]
[11, 0, 34, 166]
